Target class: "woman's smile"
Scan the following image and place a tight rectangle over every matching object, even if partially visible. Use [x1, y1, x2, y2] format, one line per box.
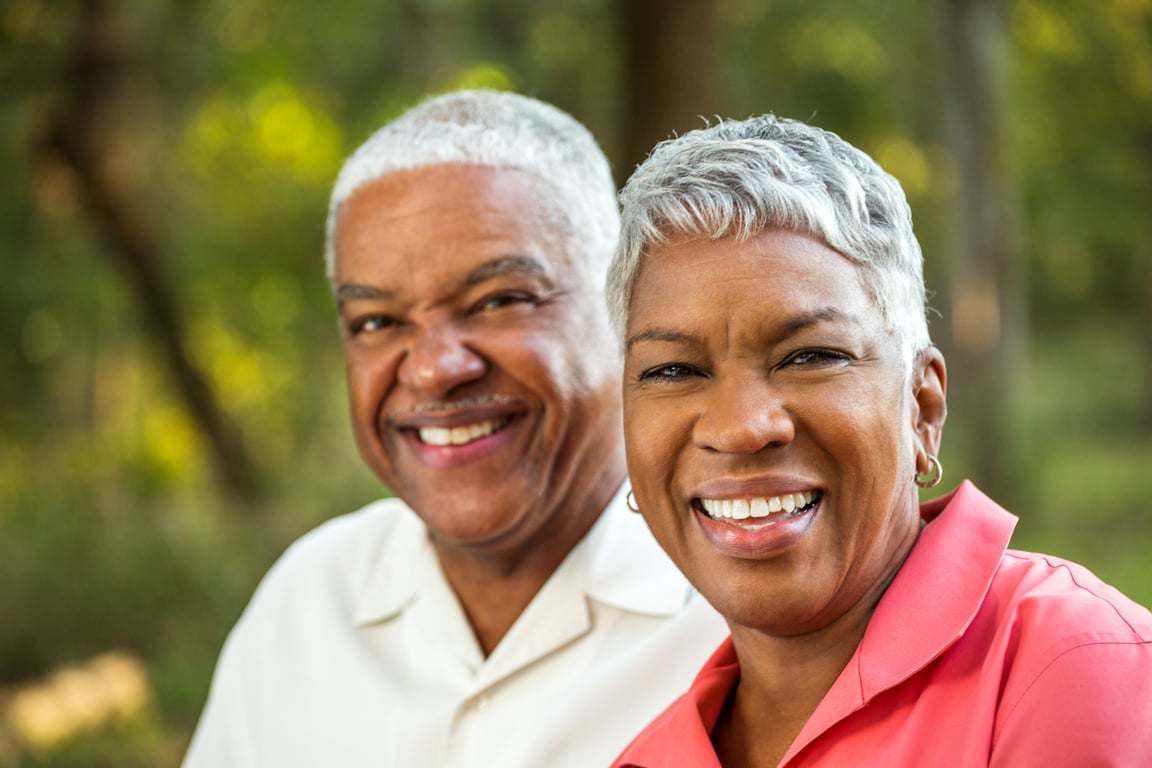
[696, 490, 822, 522]
[623, 229, 921, 633]
[692, 491, 822, 559]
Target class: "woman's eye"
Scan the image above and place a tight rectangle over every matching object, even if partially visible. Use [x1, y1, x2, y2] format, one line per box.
[638, 363, 700, 382]
[786, 349, 848, 367]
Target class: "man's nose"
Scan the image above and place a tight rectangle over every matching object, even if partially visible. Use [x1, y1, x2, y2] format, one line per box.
[397, 324, 487, 396]
[692, 377, 795, 455]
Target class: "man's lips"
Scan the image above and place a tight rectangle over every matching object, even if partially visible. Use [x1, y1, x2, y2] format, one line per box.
[413, 416, 512, 446]
[389, 396, 522, 448]
[391, 410, 523, 470]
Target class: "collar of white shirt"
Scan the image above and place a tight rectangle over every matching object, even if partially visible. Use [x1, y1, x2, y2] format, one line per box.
[352, 483, 690, 625]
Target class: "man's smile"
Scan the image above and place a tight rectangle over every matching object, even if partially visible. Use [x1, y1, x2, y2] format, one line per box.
[416, 416, 512, 446]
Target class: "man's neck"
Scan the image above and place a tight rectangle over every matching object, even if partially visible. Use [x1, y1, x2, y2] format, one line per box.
[432, 466, 627, 657]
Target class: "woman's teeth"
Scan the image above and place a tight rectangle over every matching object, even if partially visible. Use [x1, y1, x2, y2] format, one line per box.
[417, 417, 509, 446]
[700, 491, 820, 521]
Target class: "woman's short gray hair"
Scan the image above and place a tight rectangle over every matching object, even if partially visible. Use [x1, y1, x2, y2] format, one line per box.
[606, 114, 931, 368]
[325, 89, 619, 285]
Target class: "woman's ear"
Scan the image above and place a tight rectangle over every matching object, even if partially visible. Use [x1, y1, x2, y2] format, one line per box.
[911, 347, 947, 462]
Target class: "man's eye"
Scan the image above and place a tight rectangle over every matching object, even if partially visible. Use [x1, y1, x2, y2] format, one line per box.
[475, 292, 537, 312]
[348, 314, 397, 335]
[638, 363, 700, 382]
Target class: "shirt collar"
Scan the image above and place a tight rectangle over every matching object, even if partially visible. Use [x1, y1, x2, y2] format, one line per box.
[353, 501, 429, 626]
[848, 480, 1018, 702]
[583, 484, 698, 617]
[352, 483, 696, 627]
[787, 480, 1017, 759]
[617, 481, 1019, 768]
[614, 639, 738, 768]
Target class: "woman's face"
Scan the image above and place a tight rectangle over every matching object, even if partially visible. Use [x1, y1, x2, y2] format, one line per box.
[623, 230, 945, 636]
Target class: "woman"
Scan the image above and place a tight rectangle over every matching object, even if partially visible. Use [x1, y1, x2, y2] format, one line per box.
[606, 115, 1152, 767]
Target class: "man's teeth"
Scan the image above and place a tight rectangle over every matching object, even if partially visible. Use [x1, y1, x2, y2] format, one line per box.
[417, 418, 508, 446]
[700, 491, 819, 521]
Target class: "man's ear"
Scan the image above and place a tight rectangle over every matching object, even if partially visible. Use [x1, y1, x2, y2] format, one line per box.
[911, 347, 947, 468]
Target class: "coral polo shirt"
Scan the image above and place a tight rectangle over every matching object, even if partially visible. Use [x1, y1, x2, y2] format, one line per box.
[614, 481, 1152, 767]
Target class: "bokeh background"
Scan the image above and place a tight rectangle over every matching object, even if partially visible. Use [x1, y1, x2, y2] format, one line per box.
[2, 0, 1150, 764]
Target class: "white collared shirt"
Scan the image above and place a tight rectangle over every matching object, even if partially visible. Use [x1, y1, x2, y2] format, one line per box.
[182, 487, 728, 767]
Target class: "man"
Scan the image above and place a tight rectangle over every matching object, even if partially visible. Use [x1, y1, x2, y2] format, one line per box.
[183, 90, 727, 767]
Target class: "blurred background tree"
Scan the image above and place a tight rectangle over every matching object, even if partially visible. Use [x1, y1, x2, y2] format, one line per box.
[1, 0, 1149, 764]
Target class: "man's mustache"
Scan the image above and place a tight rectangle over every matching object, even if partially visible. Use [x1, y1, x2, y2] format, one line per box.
[389, 394, 518, 419]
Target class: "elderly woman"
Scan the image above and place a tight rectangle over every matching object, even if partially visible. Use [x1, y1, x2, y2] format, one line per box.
[606, 115, 1152, 767]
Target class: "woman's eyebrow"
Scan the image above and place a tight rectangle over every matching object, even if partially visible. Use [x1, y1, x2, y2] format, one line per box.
[624, 307, 861, 352]
[780, 307, 859, 334]
[626, 328, 698, 353]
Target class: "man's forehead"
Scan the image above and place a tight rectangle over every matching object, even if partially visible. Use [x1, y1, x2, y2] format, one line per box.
[343, 163, 548, 211]
[338, 165, 563, 239]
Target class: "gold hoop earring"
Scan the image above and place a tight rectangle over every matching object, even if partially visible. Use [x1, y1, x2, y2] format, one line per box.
[626, 490, 640, 514]
[915, 454, 943, 489]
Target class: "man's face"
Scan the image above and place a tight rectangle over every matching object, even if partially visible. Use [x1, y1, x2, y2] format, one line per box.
[332, 164, 624, 562]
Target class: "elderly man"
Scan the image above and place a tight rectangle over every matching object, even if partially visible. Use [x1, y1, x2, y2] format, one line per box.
[182, 90, 727, 767]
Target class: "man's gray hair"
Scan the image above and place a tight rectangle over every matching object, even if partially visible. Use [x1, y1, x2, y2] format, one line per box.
[606, 114, 931, 368]
[325, 89, 619, 285]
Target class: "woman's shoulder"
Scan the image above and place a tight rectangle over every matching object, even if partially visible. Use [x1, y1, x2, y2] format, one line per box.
[994, 547, 1152, 641]
[981, 550, 1152, 762]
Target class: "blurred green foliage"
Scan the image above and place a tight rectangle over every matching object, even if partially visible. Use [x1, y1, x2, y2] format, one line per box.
[1, 0, 1150, 764]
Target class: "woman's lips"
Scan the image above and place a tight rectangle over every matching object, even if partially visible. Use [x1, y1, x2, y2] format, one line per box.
[692, 491, 822, 558]
[698, 490, 820, 522]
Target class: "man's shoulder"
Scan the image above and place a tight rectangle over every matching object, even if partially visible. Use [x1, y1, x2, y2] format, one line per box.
[246, 497, 421, 612]
[282, 496, 416, 562]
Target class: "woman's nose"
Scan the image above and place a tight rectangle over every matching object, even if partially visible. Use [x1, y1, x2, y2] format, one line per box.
[692, 377, 795, 454]
[397, 324, 487, 397]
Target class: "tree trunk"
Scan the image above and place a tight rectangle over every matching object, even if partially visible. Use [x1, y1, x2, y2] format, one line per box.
[42, 0, 259, 499]
[617, 0, 717, 183]
[938, 0, 1026, 506]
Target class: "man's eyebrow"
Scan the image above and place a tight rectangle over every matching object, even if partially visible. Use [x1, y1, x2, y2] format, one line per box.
[335, 255, 553, 307]
[334, 283, 394, 306]
[462, 255, 553, 288]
